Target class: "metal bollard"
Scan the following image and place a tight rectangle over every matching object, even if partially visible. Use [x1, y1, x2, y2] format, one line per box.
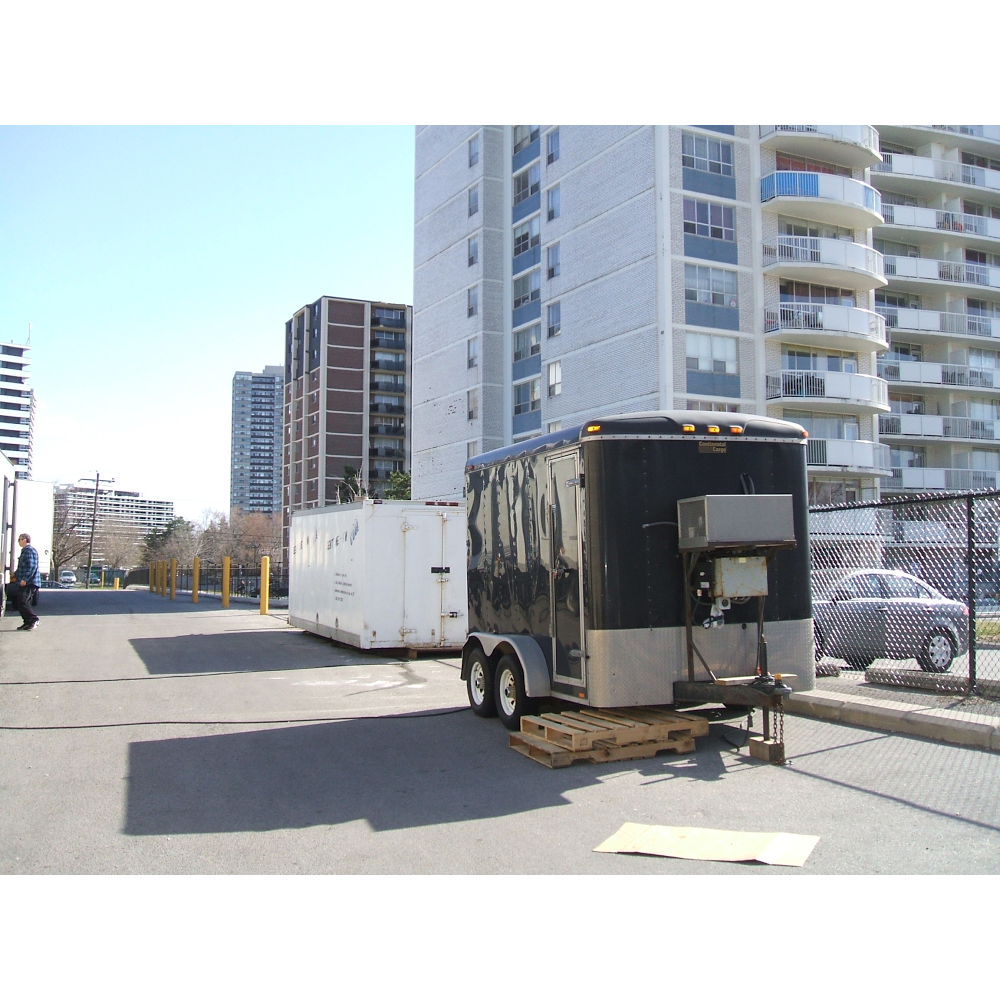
[260, 556, 269, 615]
[192, 556, 200, 604]
[149, 562, 155, 593]
[113, 577, 120, 591]
[170, 558, 177, 600]
[222, 556, 230, 609]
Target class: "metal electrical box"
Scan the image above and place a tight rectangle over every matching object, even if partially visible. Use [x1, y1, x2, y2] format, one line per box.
[677, 494, 796, 551]
[713, 556, 769, 598]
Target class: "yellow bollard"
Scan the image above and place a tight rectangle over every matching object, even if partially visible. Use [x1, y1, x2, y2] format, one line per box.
[149, 562, 155, 593]
[169, 558, 177, 600]
[192, 556, 200, 604]
[101, 569, 105, 589]
[222, 556, 231, 609]
[113, 576, 120, 591]
[159, 561, 166, 597]
[260, 556, 269, 615]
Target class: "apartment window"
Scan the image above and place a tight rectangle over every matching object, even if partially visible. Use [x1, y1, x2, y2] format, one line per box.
[467, 440, 479, 460]
[775, 153, 850, 177]
[513, 164, 540, 205]
[467, 286, 478, 317]
[687, 400, 739, 412]
[467, 388, 479, 421]
[548, 301, 561, 337]
[781, 281, 855, 307]
[513, 323, 541, 362]
[886, 342, 922, 363]
[682, 132, 733, 176]
[547, 185, 560, 221]
[468, 236, 479, 267]
[513, 216, 540, 256]
[467, 337, 479, 369]
[889, 393, 925, 415]
[683, 198, 734, 241]
[548, 360, 562, 397]
[547, 243, 561, 279]
[784, 410, 859, 441]
[513, 269, 541, 309]
[782, 347, 857, 373]
[779, 216, 852, 240]
[548, 420, 562, 433]
[891, 446, 926, 469]
[513, 378, 541, 414]
[547, 128, 560, 165]
[513, 125, 539, 155]
[468, 135, 479, 167]
[686, 333, 738, 375]
[468, 186, 479, 216]
[684, 264, 738, 307]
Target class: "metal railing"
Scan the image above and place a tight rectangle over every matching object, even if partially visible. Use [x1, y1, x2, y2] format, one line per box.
[765, 303, 886, 342]
[805, 438, 892, 473]
[877, 358, 998, 389]
[759, 124, 879, 154]
[763, 236, 884, 276]
[766, 369, 888, 407]
[875, 152, 1000, 192]
[876, 307, 1000, 339]
[885, 467, 999, 492]
[761, 171, 881, 215]
[881, 203, 1000, 238]
[882, 255, 1000, 288]
[879, 413, 996, 440]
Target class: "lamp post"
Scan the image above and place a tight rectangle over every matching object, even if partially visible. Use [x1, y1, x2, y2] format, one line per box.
[80, 473, 114, 590]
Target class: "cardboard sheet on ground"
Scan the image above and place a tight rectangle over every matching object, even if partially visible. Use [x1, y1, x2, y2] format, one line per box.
[594, 822, 819, 867]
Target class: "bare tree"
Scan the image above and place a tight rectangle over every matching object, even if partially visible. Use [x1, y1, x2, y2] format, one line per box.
[95, 519, 141, 570]
[50, 501, 90, 577]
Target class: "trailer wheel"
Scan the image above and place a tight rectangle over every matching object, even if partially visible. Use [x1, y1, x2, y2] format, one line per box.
[466, 648, 496, 717]
[494, 654, 534, 731]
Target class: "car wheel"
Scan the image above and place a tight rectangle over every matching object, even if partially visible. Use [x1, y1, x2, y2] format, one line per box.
[918, 630, 955, 673]
[494, 653, 534, 731]
[466, 648, 496, 718]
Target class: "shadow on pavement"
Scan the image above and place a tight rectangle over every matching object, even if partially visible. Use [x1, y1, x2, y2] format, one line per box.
[6, 589, 247, 618]
[123, 711, 733, 835]
[129, 630, 401, 675]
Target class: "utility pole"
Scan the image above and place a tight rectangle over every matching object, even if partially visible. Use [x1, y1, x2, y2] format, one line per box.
[81, 473, 114, 590]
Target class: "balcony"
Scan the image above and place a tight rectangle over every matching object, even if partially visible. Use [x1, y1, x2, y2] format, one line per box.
[765, 303, 887, 352]
[879, 412, 997, 442]
[370, 423, 404, 436]
[806, 438, 892, 476]
[370, 401, 405, 415]
[880, 204, 1000, 245]
[884, 466, 999, 492]
[762, 236, 885, 288]
[873, 153, 1000, 195]
[369, 446, 405, 459]
[877, 306, 1000, 342]
[371, 358, 406, 372]
[760, 171, 883, 228]
[877, 358, 999, 391]
[372, 334, 405, 350]
[370, 380, 405, 394]
[766, 370, 889, 413]
[759, 125, 881, 169]
[882, 254, 1000, 290]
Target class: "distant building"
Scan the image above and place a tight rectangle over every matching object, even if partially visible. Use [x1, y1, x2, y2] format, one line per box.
[0, 342, 35, 479]
[56, 484, 174, 537]
[231, 365, 283, 514]
[282, 296, 412, 550]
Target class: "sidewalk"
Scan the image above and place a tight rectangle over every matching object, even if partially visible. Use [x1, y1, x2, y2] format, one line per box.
[787, 671, 1000, 752]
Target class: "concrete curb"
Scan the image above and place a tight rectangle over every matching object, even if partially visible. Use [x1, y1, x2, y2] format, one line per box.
[785, 690, 1000, 752]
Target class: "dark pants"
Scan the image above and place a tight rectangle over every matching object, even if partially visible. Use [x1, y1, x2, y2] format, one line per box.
[12, 584, 38, 625]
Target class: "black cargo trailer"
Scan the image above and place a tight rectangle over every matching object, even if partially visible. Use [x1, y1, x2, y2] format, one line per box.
[462, 410, 814, 729]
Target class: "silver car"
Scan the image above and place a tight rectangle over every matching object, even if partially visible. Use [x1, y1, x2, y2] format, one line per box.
[814, 570, 970, 673]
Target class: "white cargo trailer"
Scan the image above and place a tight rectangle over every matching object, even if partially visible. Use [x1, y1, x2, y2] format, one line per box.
[289, 499, 467, 650]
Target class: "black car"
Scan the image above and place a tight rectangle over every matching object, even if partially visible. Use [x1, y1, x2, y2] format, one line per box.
[814, 570, 969, 673]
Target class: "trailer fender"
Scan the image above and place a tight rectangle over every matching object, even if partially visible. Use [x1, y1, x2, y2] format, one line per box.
[463, 632, 551, 698]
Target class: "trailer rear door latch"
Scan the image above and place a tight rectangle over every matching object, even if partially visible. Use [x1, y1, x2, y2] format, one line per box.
[431, 566, 451, 574]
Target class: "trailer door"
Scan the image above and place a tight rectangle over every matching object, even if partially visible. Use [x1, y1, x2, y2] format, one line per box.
[549, 454, 585, 685]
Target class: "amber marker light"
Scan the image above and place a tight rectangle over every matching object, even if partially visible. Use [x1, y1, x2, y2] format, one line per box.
[586, 424, 601, 433]
[682, 423, 696, 433]
[802, 430, 809, 438]
[707, 425, 720, 434]
[730, 425, 743, 434]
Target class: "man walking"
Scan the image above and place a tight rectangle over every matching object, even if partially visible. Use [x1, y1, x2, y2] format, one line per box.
[12, 532, 40, 630]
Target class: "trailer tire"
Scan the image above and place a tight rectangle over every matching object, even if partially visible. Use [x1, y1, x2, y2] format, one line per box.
[466, 647, 497, 717]
[494, 653, 534, 731]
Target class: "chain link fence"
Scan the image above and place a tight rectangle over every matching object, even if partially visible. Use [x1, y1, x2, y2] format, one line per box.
[810, 490, 1000, 699]
[122, 563, 287, 600]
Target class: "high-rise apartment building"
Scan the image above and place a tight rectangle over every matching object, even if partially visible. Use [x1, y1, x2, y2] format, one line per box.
[282, 296, 412, 549]
[871, 127, 1000, 494]
[413, 125, 891, 504]
[231, 365, 283, 514]
[56, 484, 174, 534]
[0, 342, 35, 479]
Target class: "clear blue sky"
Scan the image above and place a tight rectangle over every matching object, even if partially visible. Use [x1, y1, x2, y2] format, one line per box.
[0, 125, 415, 520]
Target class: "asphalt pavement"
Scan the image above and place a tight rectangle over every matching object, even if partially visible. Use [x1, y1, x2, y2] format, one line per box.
[2, 588, 999, 874]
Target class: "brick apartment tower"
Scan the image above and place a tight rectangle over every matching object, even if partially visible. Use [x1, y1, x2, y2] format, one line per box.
[282, 296, 413, 552]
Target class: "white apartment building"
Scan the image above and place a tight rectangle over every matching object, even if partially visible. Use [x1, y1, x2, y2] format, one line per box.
[0, 342, 35, 479]
[412, 125, 891, 504]
[56, 484, 174, 535]
[871, 126, 1000, 494]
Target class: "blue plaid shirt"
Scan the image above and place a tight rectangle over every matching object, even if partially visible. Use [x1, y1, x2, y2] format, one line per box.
[15, 545, 40, 587]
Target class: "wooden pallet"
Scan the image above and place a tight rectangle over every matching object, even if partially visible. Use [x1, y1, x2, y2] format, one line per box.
[510, 707, 708, 768]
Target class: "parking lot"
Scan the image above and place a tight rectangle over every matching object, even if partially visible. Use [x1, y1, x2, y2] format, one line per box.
[2, 588, 999, 874]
